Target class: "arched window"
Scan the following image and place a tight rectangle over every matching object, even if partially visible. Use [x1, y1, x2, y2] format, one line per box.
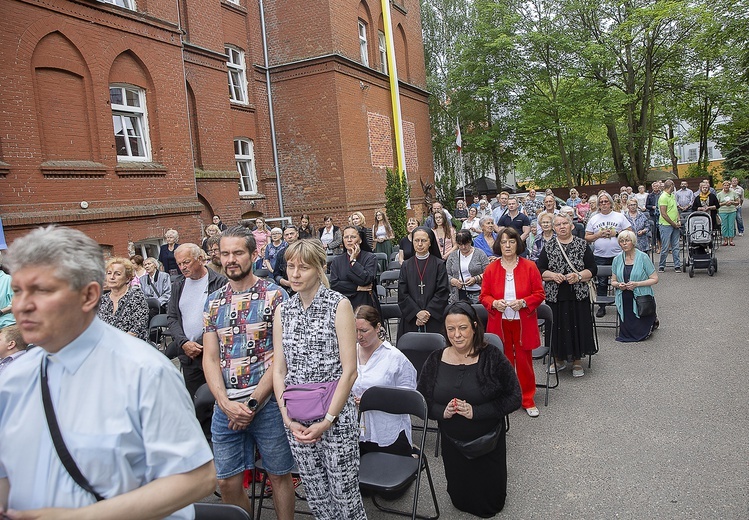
[235, 138, 257, 194]
[110, 84, 151, 161]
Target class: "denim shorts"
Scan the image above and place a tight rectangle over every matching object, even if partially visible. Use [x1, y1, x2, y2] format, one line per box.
[211, 398, 295, 480]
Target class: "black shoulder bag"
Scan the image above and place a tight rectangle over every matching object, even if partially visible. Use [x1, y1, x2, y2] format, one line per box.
[41, 358, 106, 502]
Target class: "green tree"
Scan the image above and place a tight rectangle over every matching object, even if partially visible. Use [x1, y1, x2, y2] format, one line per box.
[385, 168, 409, 240]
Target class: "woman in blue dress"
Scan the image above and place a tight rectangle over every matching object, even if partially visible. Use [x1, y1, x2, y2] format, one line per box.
[611, 230, 659, 342]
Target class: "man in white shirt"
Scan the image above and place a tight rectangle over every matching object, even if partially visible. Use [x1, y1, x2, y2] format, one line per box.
[0, 325, 27, 376]
[585, 193, 632, 317]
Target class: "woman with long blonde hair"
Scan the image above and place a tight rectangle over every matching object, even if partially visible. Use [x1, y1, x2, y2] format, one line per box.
[372, 208, 395, 272]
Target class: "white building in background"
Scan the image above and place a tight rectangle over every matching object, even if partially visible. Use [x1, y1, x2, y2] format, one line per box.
[675, 119, 725, 165]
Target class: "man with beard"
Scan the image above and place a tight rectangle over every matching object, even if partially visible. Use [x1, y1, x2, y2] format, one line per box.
[203, 226, 294, 517]
[205, 234, 225, 276]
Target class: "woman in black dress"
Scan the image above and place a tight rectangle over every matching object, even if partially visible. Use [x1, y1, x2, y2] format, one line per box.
[537, 213, 597, 377]
[396, 226, 449, 339]
[329, 226, 380, 315]
[417, 302, 521, 517]
[298, 214, 315, 239]
[397, 217, 419, 263]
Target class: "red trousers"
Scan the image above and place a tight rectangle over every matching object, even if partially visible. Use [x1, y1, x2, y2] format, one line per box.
[501, 319, 536, 409]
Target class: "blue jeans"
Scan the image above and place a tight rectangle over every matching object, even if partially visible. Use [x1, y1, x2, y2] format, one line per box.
[659, 224, 681, 269]
[736, 205, 744, 234]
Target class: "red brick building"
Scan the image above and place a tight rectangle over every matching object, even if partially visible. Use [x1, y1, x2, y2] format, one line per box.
[0, 0, 432, 255]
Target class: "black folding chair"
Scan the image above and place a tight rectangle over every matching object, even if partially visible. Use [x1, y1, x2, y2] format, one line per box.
[148, 313, 171, 351]
[471, 303, 488, 330]
[358, 386, 440, 520]
[378, 270, 400, 302]
[380, 303, 401, 342]
[396, 332, 445, 457]
[591, 265, 618, 364]
[532, 303, 558, 406]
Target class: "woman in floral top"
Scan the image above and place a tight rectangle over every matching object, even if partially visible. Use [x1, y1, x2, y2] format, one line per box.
[97, 257, 150, 341]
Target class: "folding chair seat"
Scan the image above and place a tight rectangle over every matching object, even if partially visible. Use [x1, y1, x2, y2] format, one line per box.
[194, 503, 251, 520]
[358, 386, 440, 520]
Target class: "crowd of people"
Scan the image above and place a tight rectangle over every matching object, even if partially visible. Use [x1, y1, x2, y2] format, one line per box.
[0, 176, 743, 519]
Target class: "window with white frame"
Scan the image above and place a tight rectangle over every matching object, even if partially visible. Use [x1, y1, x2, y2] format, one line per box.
[359, 20, 369, 66]
[226, 46, 248, 104]
[235, 138, 257, 194]
[378, 31, 388, 74]
[99, 0, 136, 9]
[687, 148, 697, 162]
[110, 85, 150, 161]
[708, 146, 714, 159]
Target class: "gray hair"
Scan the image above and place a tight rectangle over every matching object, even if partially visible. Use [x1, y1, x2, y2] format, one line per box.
[165, 229, 179, 241]
[174, 243, 202, 260]
[5, 226, 105, 290]
[597, 191, 614, 206]
[618, 229, 637, 244]
[479, 216, 494, 227]
[553, 212, 574, 226]
[144, 257, 160, 268]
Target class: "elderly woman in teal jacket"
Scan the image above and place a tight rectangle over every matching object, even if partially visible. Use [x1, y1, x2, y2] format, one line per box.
[611, 230, 659, 342]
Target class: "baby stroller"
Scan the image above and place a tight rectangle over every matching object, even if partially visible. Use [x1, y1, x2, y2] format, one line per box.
[684, 211, 717, 277]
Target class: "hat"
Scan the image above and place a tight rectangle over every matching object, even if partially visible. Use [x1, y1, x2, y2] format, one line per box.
[271, 227, 283, 234]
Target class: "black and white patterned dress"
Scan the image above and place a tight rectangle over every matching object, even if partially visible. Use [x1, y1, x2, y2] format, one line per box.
[281, 285, 366, 520]
[97, 286, 150, 341]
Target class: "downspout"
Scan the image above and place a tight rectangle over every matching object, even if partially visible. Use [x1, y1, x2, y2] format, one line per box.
[259, 0, 285, 218]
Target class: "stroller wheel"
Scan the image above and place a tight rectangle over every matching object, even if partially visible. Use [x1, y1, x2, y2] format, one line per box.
[713, 259, 718, 273]
[708, 265, 714, 276]
[689, 266, 695, 278]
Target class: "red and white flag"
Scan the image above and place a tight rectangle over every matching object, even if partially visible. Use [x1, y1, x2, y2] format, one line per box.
[455, 118, 462, 153]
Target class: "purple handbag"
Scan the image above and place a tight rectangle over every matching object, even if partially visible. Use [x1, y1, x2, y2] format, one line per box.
[283, 380, 339, 422]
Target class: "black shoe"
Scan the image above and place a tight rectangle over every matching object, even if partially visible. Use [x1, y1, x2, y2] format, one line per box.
[596, 307, 606, 318]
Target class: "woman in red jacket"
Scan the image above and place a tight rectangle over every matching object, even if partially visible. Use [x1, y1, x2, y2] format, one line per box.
[480, 227, 546, 417]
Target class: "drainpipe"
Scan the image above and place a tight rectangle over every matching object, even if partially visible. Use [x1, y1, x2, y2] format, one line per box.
[258, 0, 285, 218]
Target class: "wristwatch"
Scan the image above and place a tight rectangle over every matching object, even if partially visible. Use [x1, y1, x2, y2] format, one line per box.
[577, 273, 582, 282]
[324, 412, 338, 424]
[245, 397, 259, 411]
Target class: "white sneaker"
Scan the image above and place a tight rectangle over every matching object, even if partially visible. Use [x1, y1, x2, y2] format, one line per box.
[525, 407, 540, 417]
[548, 362, 567, 374]
[572, 365, 585, 378]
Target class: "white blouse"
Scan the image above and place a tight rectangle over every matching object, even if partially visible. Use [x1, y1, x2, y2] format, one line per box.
[352, 341, 417, 446]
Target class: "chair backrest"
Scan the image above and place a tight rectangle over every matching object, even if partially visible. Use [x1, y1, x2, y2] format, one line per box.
[388, 260, 401, 270]
[533, 302, 553, 358]
[379, 270, 400, 285]
[359, 385, 428, 422]
[471, 303, 489, 330]
[390, 250, 400, 261]
[484, 332, 503, 350]
[596, 265, 612, 278]
[374, 252, 389, 262]
[380, 303, 401, 320]
[254, 268, 271, 278]
[396, 332, 445, 378]
[194, 502, 252, 520]
[376, 285, 386, 301]
[149, 313, 168, 328]
[146, 297, 161, 312]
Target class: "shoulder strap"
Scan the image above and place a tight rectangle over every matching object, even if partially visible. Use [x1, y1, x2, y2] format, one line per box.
[555, 237, 580, 276]
[40, 358, 105, 502]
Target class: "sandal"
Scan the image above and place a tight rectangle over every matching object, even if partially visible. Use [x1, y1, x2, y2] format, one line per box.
[722, 241, 729, 246]
[729, 242, 735, 246]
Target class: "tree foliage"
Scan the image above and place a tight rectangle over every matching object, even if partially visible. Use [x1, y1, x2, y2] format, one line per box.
[421, 0, 749, 188]
[385, 168, 410, 240]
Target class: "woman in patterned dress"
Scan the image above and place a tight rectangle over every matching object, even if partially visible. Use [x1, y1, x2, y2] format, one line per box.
[97, 257, 149, 341]
[273, 239, 366, 520]
[536, 214, 597, 378]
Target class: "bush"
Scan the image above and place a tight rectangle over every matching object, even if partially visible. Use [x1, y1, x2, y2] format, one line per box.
[385, 168, 409, 240]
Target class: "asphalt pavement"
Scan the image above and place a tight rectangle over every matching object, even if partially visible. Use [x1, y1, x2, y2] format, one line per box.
[206, 226, 749, 519]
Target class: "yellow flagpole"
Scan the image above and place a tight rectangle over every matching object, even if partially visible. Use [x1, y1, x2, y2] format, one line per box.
[381, 0, 406, 179]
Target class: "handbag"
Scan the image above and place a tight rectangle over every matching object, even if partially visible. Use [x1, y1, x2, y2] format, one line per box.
[40, 358, 106, 501]
[283, 380, 339, 422]
[555, 237, 596, 302]
[635, 294, 657, 317]
[443, 420, 505, 460]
